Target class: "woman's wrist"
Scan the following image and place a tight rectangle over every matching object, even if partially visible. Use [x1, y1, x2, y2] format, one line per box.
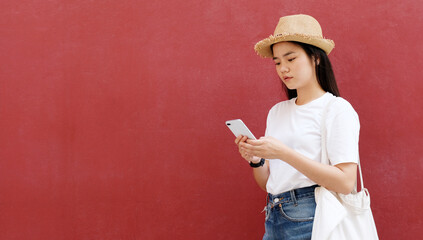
[278, 144, 293, 162]
[250, 156, 262, 164]
[250, 158, 265, 168]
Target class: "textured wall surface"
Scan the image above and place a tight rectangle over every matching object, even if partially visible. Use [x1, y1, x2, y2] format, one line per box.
[0, 0, 422, 239]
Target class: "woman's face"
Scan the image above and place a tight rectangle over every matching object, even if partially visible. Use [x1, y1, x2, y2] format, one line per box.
[272, 42, 317, 91]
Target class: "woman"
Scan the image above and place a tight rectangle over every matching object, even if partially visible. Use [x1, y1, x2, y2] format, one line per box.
[235, 14, 360, 239]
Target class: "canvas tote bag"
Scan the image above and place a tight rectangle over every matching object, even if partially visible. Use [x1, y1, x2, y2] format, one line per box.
[311, 98, 379, 240]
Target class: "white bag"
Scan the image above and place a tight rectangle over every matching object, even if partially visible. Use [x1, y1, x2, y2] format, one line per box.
[311, 98, 378, 240]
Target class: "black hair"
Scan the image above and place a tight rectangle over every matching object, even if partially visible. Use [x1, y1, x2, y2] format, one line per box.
[272, 41, 340, 99]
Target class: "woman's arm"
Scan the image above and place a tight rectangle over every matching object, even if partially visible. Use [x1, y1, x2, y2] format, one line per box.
[252, 160, 270, 191]
[240, 136, 357, 194]
[235, 135, 270, 191]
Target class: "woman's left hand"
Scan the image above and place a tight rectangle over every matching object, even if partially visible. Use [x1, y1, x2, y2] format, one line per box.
[239, 136, 289, 160]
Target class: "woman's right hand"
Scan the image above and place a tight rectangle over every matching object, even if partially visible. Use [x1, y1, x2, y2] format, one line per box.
[235, 135, 261, 164]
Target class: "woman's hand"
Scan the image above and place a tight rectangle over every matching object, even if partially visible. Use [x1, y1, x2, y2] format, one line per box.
[235, 135, 261, 163]
[240, 136, 289, 160]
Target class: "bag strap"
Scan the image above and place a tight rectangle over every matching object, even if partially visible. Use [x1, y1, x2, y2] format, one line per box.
[320, 97, 365, 192]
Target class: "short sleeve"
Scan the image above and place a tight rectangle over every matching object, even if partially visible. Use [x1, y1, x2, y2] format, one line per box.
[265, 103, 278, 137]
[265, 109, 271, 137]
[326, 98, 360, 166]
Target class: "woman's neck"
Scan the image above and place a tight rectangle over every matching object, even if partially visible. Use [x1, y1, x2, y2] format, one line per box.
[295, 88, 326, 106]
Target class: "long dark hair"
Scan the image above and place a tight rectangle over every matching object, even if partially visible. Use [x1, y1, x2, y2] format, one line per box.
[273, 41, 340, 99]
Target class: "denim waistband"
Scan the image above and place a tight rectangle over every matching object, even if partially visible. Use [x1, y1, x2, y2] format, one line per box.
[267, 185, 318, 207]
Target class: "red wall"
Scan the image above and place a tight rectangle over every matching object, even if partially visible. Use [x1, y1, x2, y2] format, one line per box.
[1, 0, 422, 239]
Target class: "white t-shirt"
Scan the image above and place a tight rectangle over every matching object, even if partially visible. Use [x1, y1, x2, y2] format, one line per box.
[265, 92, 360, 195]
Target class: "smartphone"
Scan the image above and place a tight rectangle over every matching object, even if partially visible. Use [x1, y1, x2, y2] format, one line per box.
[225, 119, 257, 140]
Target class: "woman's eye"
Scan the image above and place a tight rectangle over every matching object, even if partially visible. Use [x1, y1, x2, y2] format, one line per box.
[288, 58, 296, 62]
[274, 62, 280, 65]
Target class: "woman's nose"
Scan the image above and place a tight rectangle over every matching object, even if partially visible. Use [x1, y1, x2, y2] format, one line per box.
[279, 64, 289, 73]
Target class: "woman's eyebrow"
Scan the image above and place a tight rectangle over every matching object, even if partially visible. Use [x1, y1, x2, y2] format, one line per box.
[273, 51, 296, 60]
[283, 51, 295, 57]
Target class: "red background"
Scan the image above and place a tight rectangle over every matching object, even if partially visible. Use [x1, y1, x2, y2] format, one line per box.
[1, 0, 422, 239]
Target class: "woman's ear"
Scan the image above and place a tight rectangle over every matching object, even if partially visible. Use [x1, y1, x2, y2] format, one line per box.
[315, 56, 320, 66]
[312, 56, 320, 66]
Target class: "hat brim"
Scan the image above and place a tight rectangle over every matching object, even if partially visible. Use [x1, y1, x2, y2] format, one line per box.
[254, 33, 335, 58]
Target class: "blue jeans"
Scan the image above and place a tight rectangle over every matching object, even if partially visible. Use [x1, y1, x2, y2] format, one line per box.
[263, 185, 317, 240]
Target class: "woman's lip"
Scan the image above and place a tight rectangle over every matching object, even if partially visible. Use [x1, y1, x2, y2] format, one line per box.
[284, 77, 293, 81]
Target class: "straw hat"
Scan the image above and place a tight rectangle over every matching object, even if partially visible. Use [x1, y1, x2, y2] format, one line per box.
[254, 14, 335, 58]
